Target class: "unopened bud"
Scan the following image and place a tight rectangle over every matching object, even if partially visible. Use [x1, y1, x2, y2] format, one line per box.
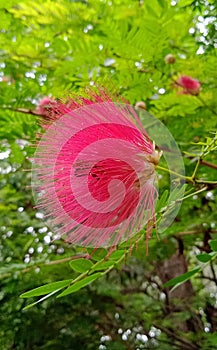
[164, 54, 176, 64]
[36, 97, 57, 117]
[135, 101, 147, 110]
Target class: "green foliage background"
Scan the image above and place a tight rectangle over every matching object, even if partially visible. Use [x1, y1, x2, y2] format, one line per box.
[0, 0, 217, 349]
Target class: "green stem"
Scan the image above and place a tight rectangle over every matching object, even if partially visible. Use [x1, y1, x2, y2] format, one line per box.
[177, 186, 207, 201]
[197, 95, 217, 116]
[195, 179, 217, 185]
[191, 158, 200, 180]
[156, 165, 192, 182]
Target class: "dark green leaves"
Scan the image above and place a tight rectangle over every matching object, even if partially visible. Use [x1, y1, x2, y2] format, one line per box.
[20, 249, 127, 308]
[20, 273, 103, 309]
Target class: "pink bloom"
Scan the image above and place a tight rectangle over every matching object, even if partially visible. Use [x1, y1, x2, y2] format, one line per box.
[177, 75, 201, 95]
[33, 89, 161, 254]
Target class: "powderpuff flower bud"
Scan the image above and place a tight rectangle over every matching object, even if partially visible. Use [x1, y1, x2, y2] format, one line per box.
[164, 54, 176, 64]
[33, 87, 162, 254]
[177, 75, 201, 95]
[135, 101, 147, 110]
[36, 97, 57, 117]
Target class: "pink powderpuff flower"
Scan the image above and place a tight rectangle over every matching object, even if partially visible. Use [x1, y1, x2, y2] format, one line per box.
[33, 87, 162, 254]
[176, 75, 201, 95]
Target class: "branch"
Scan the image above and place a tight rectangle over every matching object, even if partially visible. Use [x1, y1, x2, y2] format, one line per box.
[153, 324, 199, 350]
[197, 159, 217, 171]
[196, 95, 217, 116]
[210, 260, 217, 285]
[1, 254, 90, 279]
[177, 229, 217, 236]
[194, 180, 217, 190]
[157, 165, 217, 189]
[121, 287, 147, 295]
[201, 275, 217, 283]
[21, 254, 90, 273]
[0, 106, 42, 116]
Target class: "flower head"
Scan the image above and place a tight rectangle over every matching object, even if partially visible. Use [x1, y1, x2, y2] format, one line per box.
[177, 75, 201, 95]
[33, 88, 161, 254]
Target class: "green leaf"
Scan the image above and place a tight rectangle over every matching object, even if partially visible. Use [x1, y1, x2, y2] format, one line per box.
[108, 250, 126, 261]
[196, 253, 213, 263]
[210, 239, 217, 252]
[91, 260, 114, 272]
[164, 267, 200, 288]
[22, 290, 60, 310]
[156, 189, 169, 212]
[69, 258, 93, 273]
[178, 0, 194, 7]
[20, 279, 72, 298]
[57, 273, 102, 298]
[10, 143, 25, 163]
[204, 332, 217, 348]
[87, 248, 108, 261]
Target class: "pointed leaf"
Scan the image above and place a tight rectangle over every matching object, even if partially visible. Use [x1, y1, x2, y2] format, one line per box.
[196, 253, 213, 263]
[22, 290, 60, 310]
[210, 239, 217, 252]
[69, 258, 93, 273]
[20, 279, 72, 298]
[163, 267, 200, 288]
[108, 250, 126, 261]
[91, 260, 114, 272]
[88, 248, 108, 261]
[156, 189, 169, 212]
[57, 273, 102, 297]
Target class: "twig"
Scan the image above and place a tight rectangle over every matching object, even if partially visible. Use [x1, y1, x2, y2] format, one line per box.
[196, 95, 217, 116]
[187, 157, 217, 171]
[210, 260, 217, 286]
[156, 165, 192, 181]
[201, 275, 217, 283]
[153, 324, 199, 350]
[1, 254, 90, 279]
[0, 106, 42, 116]
[21, 254, 90, 273]
[177, 229, 217, 236]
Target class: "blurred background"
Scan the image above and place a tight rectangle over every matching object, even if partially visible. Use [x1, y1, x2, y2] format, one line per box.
[0, 0, 217, 349]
